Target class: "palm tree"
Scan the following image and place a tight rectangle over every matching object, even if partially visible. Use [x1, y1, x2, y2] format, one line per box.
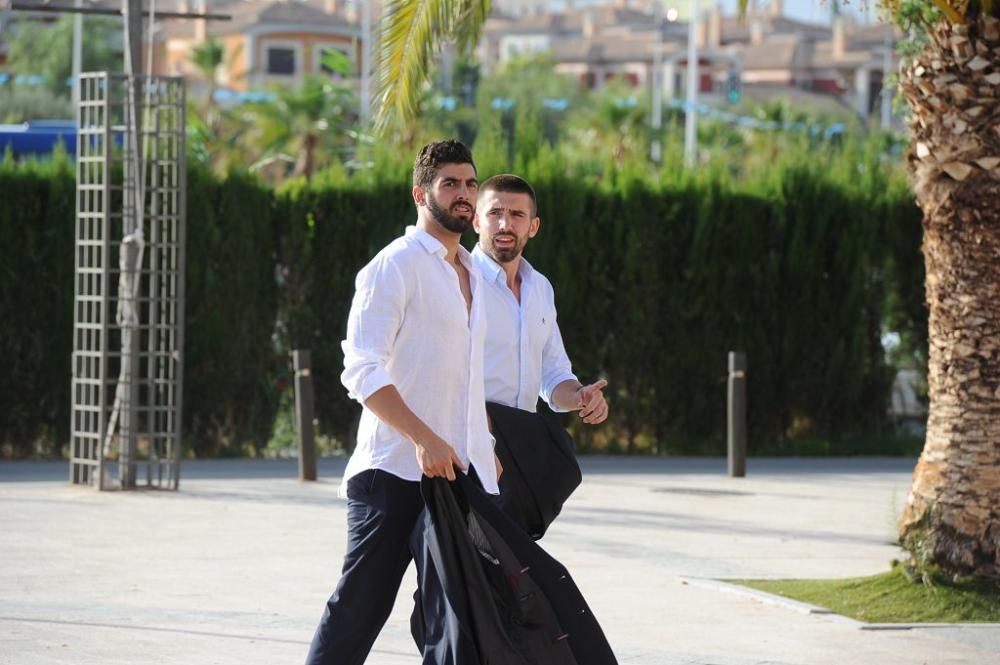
[247, 76, 356, 180]
[742, 0, 1000, 578]
[888, 4, 1000, 580]
[190, 37, 226, 109]
[373, 0, 491, 132]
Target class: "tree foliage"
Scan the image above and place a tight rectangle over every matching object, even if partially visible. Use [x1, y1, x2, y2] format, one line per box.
[6, 16, 120, 97]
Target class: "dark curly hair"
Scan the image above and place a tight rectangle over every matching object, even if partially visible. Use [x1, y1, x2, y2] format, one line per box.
[412, 139, 476, 188]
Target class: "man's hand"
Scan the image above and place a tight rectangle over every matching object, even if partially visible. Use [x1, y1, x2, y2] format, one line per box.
[494, 452, 504, 481]
[577, 379, 609, 425]
[362, 385, 465, 481]
[414, 433, 465, 481]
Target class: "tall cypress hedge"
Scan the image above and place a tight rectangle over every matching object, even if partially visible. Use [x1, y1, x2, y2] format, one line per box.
[0, 151, 75, 456]
[0, 152, 924, 457]
[183, 167, 279, 455]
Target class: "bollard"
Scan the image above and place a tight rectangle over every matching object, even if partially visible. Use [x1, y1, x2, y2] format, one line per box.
[293, 350, 317, 481]
[727, 351, 747, 478]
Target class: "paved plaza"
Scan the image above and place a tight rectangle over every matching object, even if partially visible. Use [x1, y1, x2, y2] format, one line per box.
[2, 456, 998, 665]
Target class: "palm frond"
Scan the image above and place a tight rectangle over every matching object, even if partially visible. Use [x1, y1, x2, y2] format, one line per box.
[372, 0, 491, 133]
[929, 0, 965, 22]
[190, 38, 225, 81]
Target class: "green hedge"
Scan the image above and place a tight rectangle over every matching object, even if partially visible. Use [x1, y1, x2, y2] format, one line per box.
[183, 167, 280, 455]
[0, 152, 75, 456]
[0, 152, 925, 457]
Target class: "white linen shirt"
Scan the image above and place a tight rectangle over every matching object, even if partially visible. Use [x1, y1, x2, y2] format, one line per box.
[472, 245, 577, 413]
[340, 226, 497, 495]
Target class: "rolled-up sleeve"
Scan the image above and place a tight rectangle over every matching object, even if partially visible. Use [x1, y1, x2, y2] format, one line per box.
[341, 256, 407, 403]
[539, 310, 578, 412]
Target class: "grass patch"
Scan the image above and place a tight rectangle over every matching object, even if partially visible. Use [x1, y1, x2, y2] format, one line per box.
[731, 564, 1000, 623]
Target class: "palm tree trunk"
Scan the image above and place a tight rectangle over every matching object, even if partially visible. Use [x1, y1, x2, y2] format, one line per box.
[898, 15, 1000, 578]
[296, 133, 318, 181]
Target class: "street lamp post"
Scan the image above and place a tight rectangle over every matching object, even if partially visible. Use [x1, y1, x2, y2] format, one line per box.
[360, 0, 372, 126]
[650, 0, 663, 163]
[684, 0, 698, 167]
[72, 0, 82, 109]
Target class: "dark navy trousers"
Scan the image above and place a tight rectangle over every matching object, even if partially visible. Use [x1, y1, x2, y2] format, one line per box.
[304, 469, 425, 665]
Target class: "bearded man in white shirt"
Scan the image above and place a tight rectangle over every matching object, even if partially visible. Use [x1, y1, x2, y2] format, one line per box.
[304, 140, 500, 665]
[471, 173, 609, 425]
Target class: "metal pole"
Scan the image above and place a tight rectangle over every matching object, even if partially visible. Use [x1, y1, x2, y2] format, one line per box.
[124, 0, 143, 82]
[174, 82, 188, 491]
[120, 0, 143, 488]
[360, 0, 372, 127]
[650, 0, 663, 164]
[293, 350, 317, 482]
[72, 0, 82, 109]
[727, 351, 747, 477]
[119, 232, 142, 488]
[9, 1, 232, 20]
[880, 39, 893, 130]
[684, 0, 698, 167]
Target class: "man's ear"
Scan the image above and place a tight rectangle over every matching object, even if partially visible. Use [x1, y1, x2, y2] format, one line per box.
[412, 185, 425, 206]
[528, 217, 541, 239]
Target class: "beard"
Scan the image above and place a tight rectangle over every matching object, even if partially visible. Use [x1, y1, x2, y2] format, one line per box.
[486, 232, 528, 264]
[426, 192, 473, 234]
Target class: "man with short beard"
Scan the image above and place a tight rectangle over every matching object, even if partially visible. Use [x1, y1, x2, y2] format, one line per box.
[304, 140, 500, 665]
[472, 173, 609, 429]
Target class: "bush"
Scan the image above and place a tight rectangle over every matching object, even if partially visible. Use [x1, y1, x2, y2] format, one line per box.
[0, 86, 74, 123]
[0, 145, 925, 457]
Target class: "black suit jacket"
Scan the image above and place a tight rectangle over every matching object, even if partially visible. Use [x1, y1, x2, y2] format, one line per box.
[487, 401, 582, 540]
[410, 472, 618, 665]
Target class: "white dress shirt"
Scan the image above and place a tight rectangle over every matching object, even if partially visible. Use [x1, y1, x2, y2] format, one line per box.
[340, 226, 497, 495]
[472, 245, 577, 413]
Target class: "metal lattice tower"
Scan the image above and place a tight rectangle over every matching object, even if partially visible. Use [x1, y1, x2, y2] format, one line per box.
[70, 73, 187, 490]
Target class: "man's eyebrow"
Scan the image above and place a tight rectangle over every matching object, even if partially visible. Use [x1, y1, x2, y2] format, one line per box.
[487, 205, 528, 214]
[467, 178, 479, 186]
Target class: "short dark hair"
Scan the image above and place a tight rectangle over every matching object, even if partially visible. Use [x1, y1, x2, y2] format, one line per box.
[479, 174, 538, 216]
[412, 139, 476, 188]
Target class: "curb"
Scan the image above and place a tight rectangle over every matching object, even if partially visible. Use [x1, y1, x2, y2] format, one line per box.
[676, 576, 1000, 631]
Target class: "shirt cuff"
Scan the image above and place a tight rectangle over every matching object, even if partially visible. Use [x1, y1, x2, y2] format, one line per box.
[347, 366, 393, 403]
[542, 372, 580, 413]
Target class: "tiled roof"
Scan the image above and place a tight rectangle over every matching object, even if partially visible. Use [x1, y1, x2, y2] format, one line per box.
[739, 34, 802, 70]
[159, 0, 354, 40]
[718, 14, 830, 44]
[811, 42, 878, 69]
[486, 5, 653, 35]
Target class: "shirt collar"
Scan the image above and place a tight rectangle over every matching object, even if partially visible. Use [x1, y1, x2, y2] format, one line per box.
[406, 225, 447, 257]
[407, 225, 476, 273]
[472, 243, 534, 285]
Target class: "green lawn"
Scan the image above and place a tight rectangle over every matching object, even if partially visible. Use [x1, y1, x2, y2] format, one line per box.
[731, 565, 1000, 623]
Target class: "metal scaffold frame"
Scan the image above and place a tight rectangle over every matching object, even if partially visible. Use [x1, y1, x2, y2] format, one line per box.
[70, 73, 187, 490]
[0, 0, 232, 490]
